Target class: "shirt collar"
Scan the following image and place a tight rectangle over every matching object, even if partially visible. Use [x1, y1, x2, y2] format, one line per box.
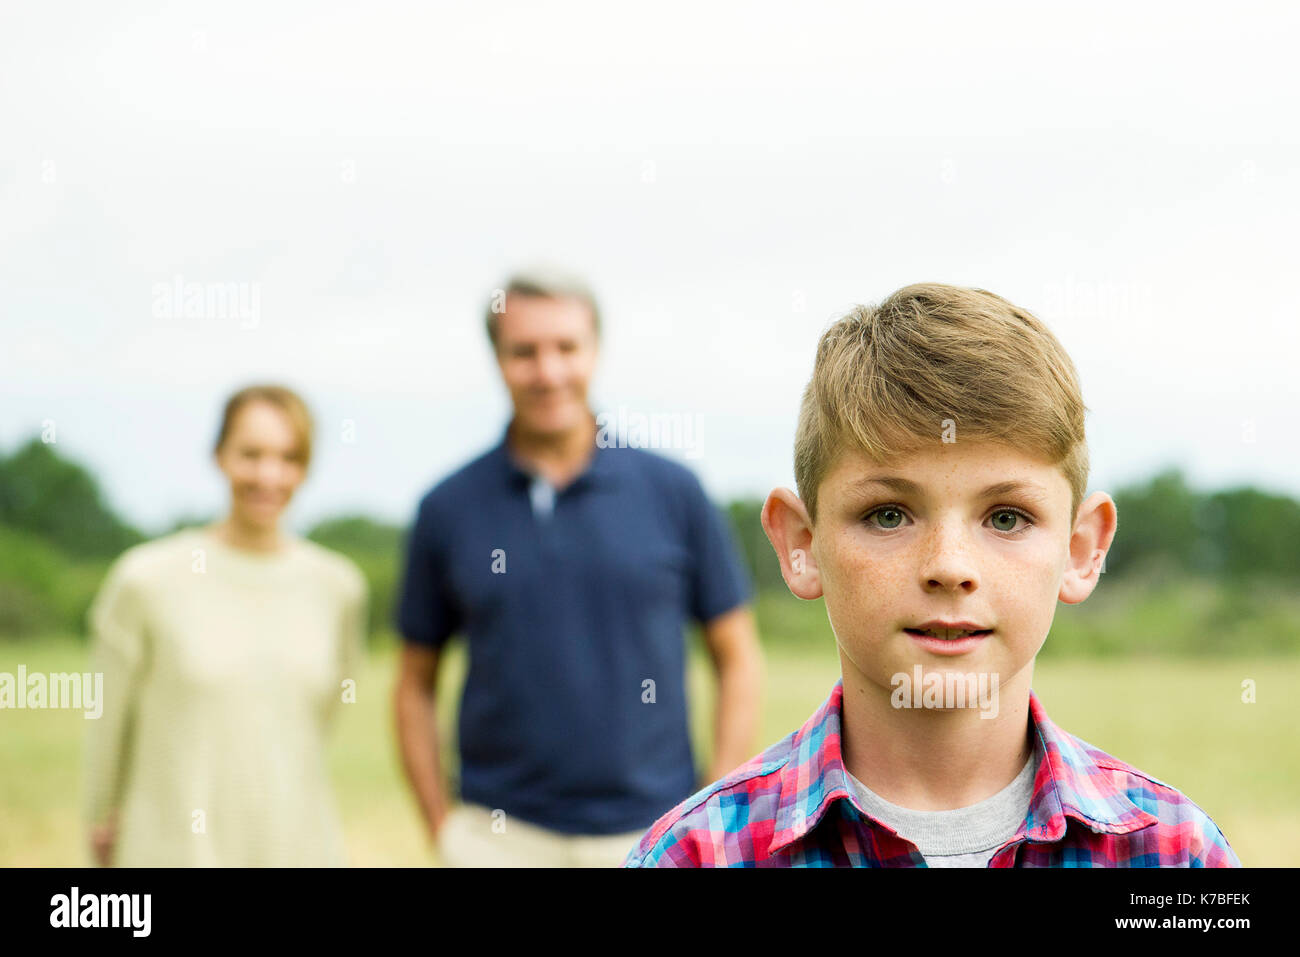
[769, 678, 1159, 856]
[492, 415, 618, 491]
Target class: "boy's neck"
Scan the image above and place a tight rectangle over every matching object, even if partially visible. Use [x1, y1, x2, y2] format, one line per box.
[837, 656, 1036, 812]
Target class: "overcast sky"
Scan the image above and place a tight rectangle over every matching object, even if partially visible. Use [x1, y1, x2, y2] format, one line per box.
[2, 0, 1297, 534]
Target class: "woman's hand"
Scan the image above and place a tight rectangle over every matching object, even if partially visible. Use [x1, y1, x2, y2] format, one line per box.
[90, 813, 118, 867]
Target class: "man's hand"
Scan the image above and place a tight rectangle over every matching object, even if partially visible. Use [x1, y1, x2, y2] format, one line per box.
[424, 787, 451, 844]
[393, 643, 452, 849]
[701, 605, 763, 783]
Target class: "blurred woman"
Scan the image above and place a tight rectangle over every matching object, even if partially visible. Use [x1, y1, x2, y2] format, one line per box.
[82, 385, 368, 866]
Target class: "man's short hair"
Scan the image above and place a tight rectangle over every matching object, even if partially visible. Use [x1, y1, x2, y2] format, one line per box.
[794, 282, 1090, 525]
[485, 264, 602, 350]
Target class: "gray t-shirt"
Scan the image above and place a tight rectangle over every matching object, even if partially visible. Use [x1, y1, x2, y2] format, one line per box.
[846, 748, 1040, 867]
[528, 474, 556, 519]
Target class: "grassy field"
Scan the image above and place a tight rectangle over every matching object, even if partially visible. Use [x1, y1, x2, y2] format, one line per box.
[2, 634, 1296, 867]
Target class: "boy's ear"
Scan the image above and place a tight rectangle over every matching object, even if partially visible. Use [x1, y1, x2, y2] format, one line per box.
[761, 487, 822, 600]
[1059, 491, 1118, 604]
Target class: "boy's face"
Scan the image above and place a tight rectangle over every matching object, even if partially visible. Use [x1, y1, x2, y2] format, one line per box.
[768, 439, 1113, 697]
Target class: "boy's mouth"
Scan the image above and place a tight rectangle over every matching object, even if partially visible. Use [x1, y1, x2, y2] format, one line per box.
[904, 626, 993, 640]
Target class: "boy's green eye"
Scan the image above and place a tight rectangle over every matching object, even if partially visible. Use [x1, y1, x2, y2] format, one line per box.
[866, 507, 906, 529]
[863, 506, 1034, 533]
[991, 510, 1020, 532]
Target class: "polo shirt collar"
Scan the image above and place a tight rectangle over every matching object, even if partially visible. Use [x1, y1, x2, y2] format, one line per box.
[493, 415, 619, 490]
[768, 679, 1159, 856]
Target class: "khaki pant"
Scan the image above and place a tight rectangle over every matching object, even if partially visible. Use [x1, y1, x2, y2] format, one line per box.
[435, 802, 646, 868]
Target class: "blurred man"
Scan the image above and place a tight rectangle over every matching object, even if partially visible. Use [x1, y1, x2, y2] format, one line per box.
[393, 265, 762, 866]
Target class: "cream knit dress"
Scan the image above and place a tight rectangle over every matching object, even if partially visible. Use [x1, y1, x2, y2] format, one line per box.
[81, 525, 367, 866]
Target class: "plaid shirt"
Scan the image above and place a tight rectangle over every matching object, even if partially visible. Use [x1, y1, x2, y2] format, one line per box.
[624, 679, 1241, 867]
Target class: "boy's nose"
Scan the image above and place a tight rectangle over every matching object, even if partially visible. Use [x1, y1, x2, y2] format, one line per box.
[917, 525, 980, 591]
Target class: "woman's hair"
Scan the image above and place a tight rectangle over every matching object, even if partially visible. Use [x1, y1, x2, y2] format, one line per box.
[213, 384, 315, 468]
[794, 282, 1090, 525]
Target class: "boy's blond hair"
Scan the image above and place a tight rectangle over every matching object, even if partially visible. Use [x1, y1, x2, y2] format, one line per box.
[794, 282, 1089, 526]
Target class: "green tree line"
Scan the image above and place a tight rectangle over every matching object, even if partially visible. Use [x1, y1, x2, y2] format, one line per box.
[726, 469, 1300, 591]
[2, 436, 1298, 653]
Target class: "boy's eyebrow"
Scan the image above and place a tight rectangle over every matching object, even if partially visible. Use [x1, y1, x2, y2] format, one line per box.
[850, 476, 1052, 502]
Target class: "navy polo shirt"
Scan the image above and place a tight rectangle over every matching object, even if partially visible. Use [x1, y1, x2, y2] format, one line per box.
[396, 424, 753, 835]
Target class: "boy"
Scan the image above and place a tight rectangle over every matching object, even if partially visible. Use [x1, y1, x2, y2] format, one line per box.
[623, 282, 1241, 867]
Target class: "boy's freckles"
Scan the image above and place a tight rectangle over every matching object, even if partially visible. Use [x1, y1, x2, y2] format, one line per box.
[810, 441, 1074, 694]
